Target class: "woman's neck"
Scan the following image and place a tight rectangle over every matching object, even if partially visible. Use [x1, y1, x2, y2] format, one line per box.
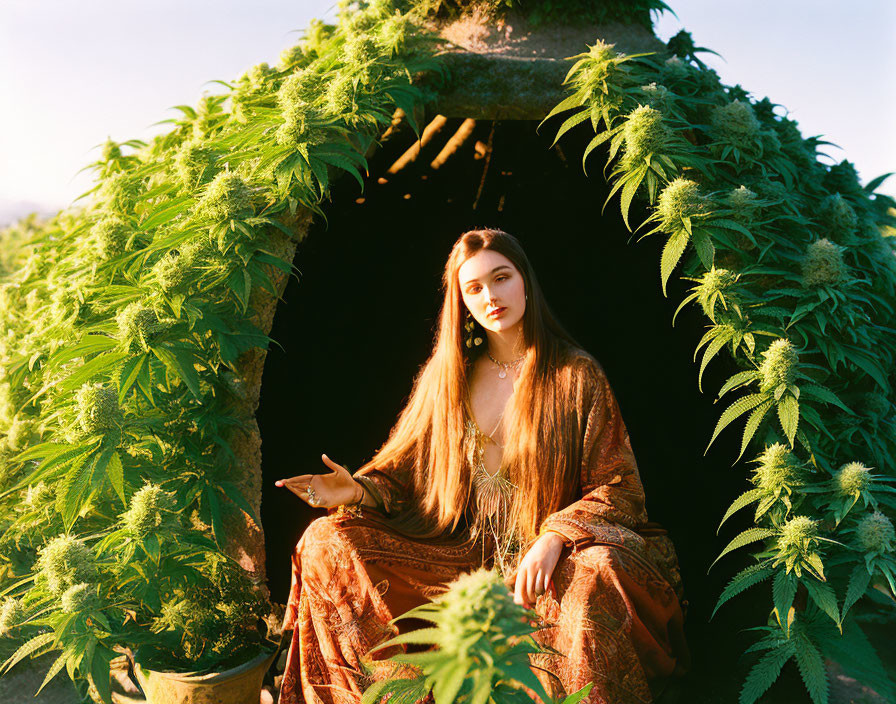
[485, 324, 525, 363]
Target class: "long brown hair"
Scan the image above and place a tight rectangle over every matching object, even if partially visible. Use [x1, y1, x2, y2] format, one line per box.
[356, 228, 597, 546]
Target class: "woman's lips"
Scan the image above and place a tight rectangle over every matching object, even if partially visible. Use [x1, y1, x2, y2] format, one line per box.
[488, 307, 506, 318]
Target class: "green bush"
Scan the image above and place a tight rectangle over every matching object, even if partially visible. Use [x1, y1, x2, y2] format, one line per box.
[541, 29, 896, 704]
[0, 1, 446, 700]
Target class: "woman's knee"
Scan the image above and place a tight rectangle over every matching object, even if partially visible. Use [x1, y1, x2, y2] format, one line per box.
[295, 513, 366, 568]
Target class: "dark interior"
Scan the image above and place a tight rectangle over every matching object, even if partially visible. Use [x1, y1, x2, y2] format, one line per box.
[256, 113, 812, 698]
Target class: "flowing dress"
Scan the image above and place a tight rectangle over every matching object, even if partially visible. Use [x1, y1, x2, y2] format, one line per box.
[278, 358, 690, 704]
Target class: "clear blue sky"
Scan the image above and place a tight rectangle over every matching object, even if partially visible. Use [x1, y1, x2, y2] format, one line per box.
[1, 0, 893, 223]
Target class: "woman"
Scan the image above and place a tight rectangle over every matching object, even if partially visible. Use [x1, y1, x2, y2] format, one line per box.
[275, 228, 690, 704]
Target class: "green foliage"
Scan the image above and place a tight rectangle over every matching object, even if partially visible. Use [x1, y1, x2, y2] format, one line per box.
[801, 238, 848, 288]
[361, 567, 593, 704]
[35, 535, 99, 597]
[541, 25, 896, 704]
[121, 482, 179, 539]
[0, 0, 449, 697]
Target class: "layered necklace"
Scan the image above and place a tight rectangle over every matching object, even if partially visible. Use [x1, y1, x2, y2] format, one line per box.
[487, 349, 524, 380]
[466, 346, 526, 578]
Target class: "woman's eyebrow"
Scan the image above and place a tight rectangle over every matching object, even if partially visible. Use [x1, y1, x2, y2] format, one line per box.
[463, 265, 512, 285]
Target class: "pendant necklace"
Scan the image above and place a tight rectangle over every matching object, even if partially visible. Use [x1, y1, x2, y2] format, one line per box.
[487, 350, 524, 379]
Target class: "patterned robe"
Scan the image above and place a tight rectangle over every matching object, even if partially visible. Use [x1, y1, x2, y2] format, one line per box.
[278, 356, 690, 704]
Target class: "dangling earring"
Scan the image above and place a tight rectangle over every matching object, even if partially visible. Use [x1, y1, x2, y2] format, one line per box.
[464, 310, 483, 348]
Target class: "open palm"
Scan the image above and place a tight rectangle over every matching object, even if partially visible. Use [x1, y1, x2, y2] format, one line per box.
[275, 453, 360, 509]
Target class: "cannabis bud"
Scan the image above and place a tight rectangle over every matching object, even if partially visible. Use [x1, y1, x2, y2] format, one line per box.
[36, 535, 98, 597]
[153, 250, 191, 294]
[658, 177, 706, 228]
[24, 481, 54, 511]
[98, 172, 133, 215]
[75, 382, 120, 435]
[278, 44, 307, 70]
[277, 70, 321, 111]
[576, 39, 620, 92]
[662, 56, 689, 79]
[343, 10, 380, 40]
[324, 74, 355, 115]
[434, 567, 530, 653]
[101, 138, 122, 163]
[173, 139, 217, 189]
[242, 62, 273, 93]
[855, 510, 895, 554]
[377, 14, 413, 55]
[777, 515, 818, 553]
[621, 105, 670, 168]
[122, 482, 178, 539]
[801, 238, 848, 287]
[343, 35, 379, 84]
[818, 193, 859, 242]
[709, 99, 761, 141]
[366, 0, 398, 17]
[725, 185, 759, 218]
[639, 82, 672, 111]
[195, 171, 254, 222]
[751, 443, 804, 496]
[116, 302, 165, 352]
[153, 239, 212, 294]
[698, 267, 737, 294]
[5, 416, 33, 453]
[758, 338, 798, 392]
[91, 215, 130, 260]
[303, 18, 334, 54]
[60, 582, 99, 614]
[823, 160, 863, 196]
[695, 267, 741, 320]
[0, 597, 25, 636]
[834, 461, 872, 497]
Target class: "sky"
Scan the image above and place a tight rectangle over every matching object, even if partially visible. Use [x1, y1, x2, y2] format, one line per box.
[1, 0, 894, 225]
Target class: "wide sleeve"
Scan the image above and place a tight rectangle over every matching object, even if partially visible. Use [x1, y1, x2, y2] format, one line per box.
[351, 461, 413, 519]
[538, 363, 649, 552]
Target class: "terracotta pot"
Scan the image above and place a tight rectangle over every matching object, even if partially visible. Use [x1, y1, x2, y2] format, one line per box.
[133, 648, 277, 704]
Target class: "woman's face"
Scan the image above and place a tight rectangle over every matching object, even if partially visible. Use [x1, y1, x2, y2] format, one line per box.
[458, 249, 526, 333]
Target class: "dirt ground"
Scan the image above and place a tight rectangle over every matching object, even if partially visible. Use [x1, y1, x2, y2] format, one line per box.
[0, 652, 80, 704]
[1, 623, 892, 704]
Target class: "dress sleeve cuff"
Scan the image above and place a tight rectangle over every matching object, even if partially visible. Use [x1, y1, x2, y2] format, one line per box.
[538, 520, 597, 553]
[353, 474, 388, 515]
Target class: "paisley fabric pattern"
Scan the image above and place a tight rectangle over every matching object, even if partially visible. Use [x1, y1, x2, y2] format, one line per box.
[278, 359, 690, 704]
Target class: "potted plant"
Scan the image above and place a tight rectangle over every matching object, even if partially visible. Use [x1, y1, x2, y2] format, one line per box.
[0, 482, 277, 704]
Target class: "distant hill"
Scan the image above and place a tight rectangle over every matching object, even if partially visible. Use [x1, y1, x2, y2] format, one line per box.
[0, 198, 59, 228]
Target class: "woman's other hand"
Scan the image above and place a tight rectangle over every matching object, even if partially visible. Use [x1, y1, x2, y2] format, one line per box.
[275, 453, 362, 509]
[513, 531, 565, 609]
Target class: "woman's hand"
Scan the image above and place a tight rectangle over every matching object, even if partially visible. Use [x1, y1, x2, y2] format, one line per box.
[513, 531, 566, 609]
[275, 454, 362, 509]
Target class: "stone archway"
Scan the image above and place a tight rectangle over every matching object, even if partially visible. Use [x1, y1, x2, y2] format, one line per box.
[253, 108, 756, 676]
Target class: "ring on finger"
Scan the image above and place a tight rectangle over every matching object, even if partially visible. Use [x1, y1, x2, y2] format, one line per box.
[305, 484, 318, 505]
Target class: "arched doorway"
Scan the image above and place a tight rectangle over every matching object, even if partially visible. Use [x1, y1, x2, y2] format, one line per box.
[257, 112, 763, 687]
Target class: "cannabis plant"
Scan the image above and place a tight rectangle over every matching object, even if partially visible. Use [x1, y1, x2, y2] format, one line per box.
[542, 24, 896, 704]
[0, 0, 449, 700]
[360, 567, 593, 704]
